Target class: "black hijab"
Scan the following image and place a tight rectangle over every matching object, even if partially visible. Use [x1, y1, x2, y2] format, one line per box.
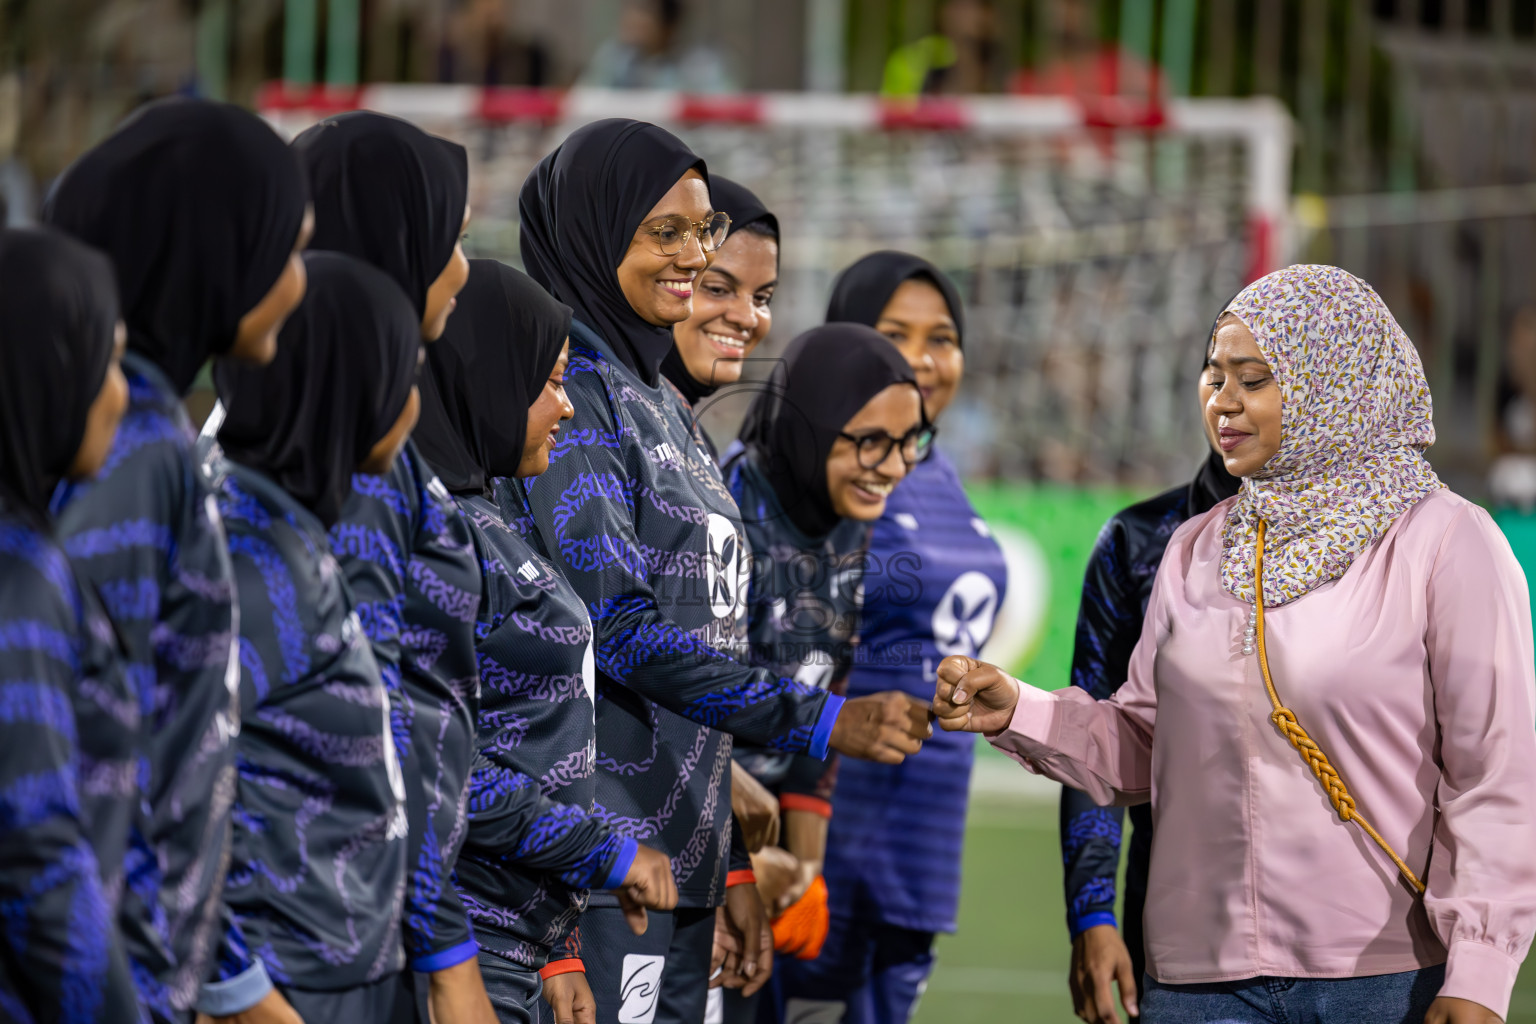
[414, 259, 572, 496]
[293, 111, 470, 319]
[661, 175, 779, 406]
[519, 118, 706, 387]
[0, 228, 120, 520]
[825, 250, 966, 346]
[215, 252, 421, 528]
[708, 176, 779, 250]
[1190, 293, 1244, 515]
[43, 97, 308, 395]
[737, 324, 919, 538]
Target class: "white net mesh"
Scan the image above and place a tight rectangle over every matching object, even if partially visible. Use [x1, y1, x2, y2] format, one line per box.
[269, 96, 1278, 484]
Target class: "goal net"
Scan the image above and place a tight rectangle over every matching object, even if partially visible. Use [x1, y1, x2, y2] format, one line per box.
[260, 86, 1291, 486]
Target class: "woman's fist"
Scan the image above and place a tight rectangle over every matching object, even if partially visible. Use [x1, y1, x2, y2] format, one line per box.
[617, 843, 679, 935]
[932, 656, 1020, 734]
[829, 692, 932, 764]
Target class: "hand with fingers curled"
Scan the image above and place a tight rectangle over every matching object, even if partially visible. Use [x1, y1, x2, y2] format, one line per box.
[541, 970, 598, 1024]
[750, 845, 801, 912]
[730, 761, 781, 853]
[711, 906, 740, 989]
[1423, 997, 1505, 1024]
[426, 958, 499, 1024]
[1070, 924, 1139, 1024]
[615, 843, 679, 936]
[931, 655, 1021, 734]
[710, 884, 774, 997]
[829, 691, 933, 763]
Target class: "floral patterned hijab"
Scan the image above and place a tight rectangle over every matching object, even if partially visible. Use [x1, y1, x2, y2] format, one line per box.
[1219, 265, 1444, 607]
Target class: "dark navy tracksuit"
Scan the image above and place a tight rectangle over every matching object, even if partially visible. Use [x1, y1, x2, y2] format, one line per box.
[0, 501, 143, 1023]
[452, 492, 635, 1023]
[202, 461, 408, 1018]
[721, 446, 867, 807]
[53, 352, 242, 1020]
[717, 446, 871, 1024]
[330, 442, 483, 979]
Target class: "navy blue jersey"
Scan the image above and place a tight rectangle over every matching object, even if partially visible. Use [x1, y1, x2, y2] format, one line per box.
[721, 447, 869, 807]
[212, 461, 408, 992]
[822, 450, 1006, 933]
[0, 503, 143, 1023]
[52, 352, 240, 1014]
[452, 493, 634, 970]
[517, 322, 841, 909]
[1060, 483, 1192, 938]
[329, 441, 482, 972]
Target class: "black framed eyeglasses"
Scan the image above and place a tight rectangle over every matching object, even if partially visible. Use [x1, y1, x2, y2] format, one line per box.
[837, 424, 937, 470]
[639, 211, 732, 256]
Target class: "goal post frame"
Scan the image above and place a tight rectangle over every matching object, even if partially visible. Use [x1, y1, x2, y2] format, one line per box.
[258, 84, 1293, 281]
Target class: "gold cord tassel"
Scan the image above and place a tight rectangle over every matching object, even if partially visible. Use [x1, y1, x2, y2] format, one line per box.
[1253, 520, 1427, 895]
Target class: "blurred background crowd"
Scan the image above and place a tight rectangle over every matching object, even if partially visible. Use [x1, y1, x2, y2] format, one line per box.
[5, 0, 1536, 495]
[4, 2, 1536, 1020]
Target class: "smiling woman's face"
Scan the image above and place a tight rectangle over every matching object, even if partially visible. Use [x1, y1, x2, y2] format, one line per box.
[517, 340, 574, 478]
[826, 383, 924, 521]
[670, 227, 778, 387]
[618, 169, 712, 327]
[1202, 315, 1283, 478]
[874, 278, 962, 422]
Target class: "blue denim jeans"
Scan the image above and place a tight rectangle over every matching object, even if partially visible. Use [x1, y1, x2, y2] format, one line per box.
[1140, 964, 1444, 1024]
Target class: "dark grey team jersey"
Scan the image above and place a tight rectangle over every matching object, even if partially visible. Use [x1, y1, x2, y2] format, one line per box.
[212, 461, 408, 993]
[54, 353, 241, 1017]
[453, 493, 633, 970]
[721, 448, 870, 804]
[514, 322, 843, 909]
[0, 502, 142, 1023]
[330, 442, 481, 974]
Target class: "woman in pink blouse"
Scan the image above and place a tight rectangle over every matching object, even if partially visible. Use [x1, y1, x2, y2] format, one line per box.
[935, 266, 1536, 1024]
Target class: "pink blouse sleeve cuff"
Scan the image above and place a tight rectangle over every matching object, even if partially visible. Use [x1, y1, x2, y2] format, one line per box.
[1438, 939, 1521, 1020]
[985, 681, 1061, 771]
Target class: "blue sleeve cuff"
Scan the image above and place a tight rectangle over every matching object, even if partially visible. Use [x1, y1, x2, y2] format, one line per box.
[1069, 911, 1119, 939]
[601, 837, 640, 891]
[412, 938, 480, 974]
[196, 959, 273, 1016]
[808, 693, 845, 760]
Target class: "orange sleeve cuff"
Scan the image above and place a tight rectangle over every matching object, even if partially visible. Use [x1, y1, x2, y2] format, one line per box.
[778, 794, 833, 818]
[726, 870, 757, 888]
[539, 959, 586, 980]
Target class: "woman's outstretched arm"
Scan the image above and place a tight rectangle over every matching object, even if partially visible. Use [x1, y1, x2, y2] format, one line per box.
[932, 545, 1170, 805]
[1421, 504, 1536, 1022]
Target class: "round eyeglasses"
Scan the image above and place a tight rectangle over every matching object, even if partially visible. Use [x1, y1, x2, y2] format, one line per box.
[640, 212, 732, 256]
[836, 424, 937, 470]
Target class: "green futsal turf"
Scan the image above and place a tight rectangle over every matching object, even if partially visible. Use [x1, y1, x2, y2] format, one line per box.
[914, 751, 1536, 1024]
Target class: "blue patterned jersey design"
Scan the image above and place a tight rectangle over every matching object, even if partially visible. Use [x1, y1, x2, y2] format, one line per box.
[1060, 481, 1191, 937]
[52, 352, 239, 1013]
[330, 441, 481, 971]
[721, 447, 870, 805]
[213, 463, 408, 992]
[450, 493, 630, 971]
[822, 449, 1007, 934]
[0, 503, 145, 1023]
[515, 322, 840, 909]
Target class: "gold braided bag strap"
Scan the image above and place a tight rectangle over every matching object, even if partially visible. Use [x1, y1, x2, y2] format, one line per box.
[1253, 520, 1427, 895]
